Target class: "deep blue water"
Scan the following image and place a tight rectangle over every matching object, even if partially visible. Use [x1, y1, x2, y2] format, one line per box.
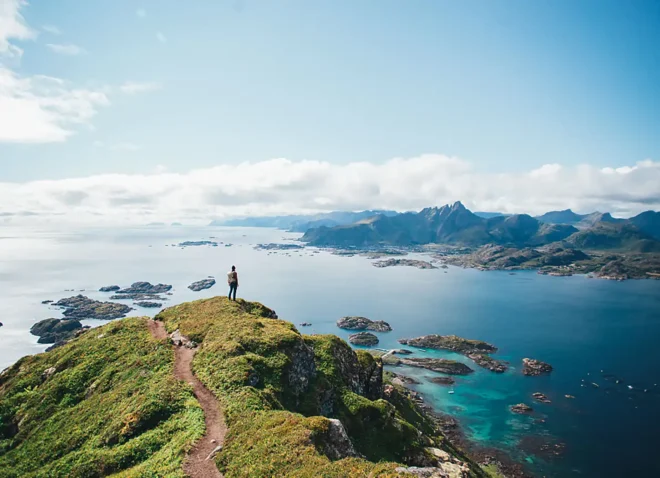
[1, 226, 659, 477]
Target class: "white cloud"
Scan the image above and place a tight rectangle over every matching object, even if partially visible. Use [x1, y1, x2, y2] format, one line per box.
[156, 32, 167, 43]
[0, 0, 36, 58]
[119, 81, 161, 94]
[136, 8, 146, 18]
[0, 69, 109, 142]
[46, 43, 85, 55]
[42, 25, 61, 35]
[1, 155, 658, 225]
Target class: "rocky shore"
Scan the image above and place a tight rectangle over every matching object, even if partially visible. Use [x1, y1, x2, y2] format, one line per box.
[399, 335, 508, 373]
[103, 281, 173, 302]
[337, 316, 392, 332]
[135, 301, 162, 308]
[440, 244, 660, 281]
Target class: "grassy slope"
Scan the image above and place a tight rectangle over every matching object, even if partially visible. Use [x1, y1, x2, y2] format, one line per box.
[0, 318, 204, 478]
[156, 297, 489, 478]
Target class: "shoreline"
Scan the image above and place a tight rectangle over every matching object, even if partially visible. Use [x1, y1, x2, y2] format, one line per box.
[400, 381, 534, 478]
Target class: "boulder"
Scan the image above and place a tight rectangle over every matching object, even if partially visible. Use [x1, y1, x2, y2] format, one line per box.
[532, 392, 551, 403]
[337, 316, 392, 332]
[169, 329, 197, 349]
[316, 418, 359, 460]
[348, 332, 379, 346]
[135, 301, 162, 308]
[522, 358, 553, 376]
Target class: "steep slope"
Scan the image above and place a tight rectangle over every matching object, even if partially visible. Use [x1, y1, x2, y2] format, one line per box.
[536, 209, 585, 225]
[0, 318, 205, 478]
[629, 211, 660, 240]
[562, 222, 660, 252]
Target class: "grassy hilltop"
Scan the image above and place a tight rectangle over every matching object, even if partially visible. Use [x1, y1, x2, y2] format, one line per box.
[1, 297, 495, 478]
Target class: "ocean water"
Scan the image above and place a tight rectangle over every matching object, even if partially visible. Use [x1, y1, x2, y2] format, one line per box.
[1, 226, 659, 477]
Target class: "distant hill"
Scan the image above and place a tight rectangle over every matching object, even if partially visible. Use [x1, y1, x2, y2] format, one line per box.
[561, 222, 660, 252]
[210, 210, 398, 232]
[629, 211, 660, 240]
[302, 202, 577, 248]
[474, 211, 510, 219]
[536, 209, 586, 225]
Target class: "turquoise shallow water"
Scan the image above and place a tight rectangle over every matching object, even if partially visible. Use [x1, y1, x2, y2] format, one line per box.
[1, 226, 659, 477]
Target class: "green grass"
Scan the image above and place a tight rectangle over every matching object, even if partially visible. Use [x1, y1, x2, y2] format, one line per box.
[0, 318, 204, 478]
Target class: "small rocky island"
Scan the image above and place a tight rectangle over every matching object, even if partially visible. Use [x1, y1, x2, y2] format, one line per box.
[105, 281, 173, 302]
[348, 332, 379, 346]
[510, 403, 534, 414]
[254, 243, 305, 251]
[337, 316, 392, 332]
[52, 295, 133, 320]
[178, 240, 218, 247]
[135, 301, 162, 308]
[399, 335, 508, 373]
[532, 392, 551, 403]
[30, 318, 87, 349]
[373, 259, 437, 269]
[430, 376, 456, 386]
[522, 358, 553, 376]
[382, 355, 474, 375]
[188, 278, 216, 291]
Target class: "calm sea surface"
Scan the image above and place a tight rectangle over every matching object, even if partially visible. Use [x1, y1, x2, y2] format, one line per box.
[1, 226, 659, 477]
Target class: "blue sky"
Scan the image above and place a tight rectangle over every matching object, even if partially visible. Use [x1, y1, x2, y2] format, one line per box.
[0, 0, 659, 222]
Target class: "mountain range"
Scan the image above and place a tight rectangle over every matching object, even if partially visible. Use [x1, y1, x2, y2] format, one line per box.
[300, 202, 660, 251]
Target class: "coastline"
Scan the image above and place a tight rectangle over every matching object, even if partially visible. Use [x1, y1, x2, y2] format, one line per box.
[395, 378, 533, 478]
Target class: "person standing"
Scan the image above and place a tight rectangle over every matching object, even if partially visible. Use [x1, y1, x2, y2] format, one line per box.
[227, 265, 238, 301]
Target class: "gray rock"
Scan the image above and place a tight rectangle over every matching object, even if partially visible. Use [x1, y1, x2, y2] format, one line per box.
[53, 295, 132, 320]
[510, 403, 534, 414]
[30, 318, 83, 344]
[318, 419, 359, 460]
[169, 329, 197, 349]
[135, 301, 162, 308]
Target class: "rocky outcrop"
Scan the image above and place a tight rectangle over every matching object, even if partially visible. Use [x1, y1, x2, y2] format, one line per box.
[286, 341, 317, 397]
[522, 358, 553, 376]
[337, 316, 392, 332]
[53, 295, 132, 320]
[41, 300, 53, 304]
[395, 464, 470, 478]
[315, 418, 359, 460]
[385, 357, 473, 375]
[30, 318, 85, 344]
[510, 403, 533, 414]
[169, 329, 197, 349]
[135, 301, 162, 308]
[348, 332, 379, 346]
[188, 279, 216, 292]
[399, 335, 507, 373]
[99, 285, 120, 292]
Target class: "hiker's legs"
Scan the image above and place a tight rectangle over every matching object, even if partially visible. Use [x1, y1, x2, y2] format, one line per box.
[231, 284, 237, 300]
[228, 284, 233, 299]
[229, 283, 237, 300]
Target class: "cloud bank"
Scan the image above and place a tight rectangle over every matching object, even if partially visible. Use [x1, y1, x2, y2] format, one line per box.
[1, 155, 659, 225]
